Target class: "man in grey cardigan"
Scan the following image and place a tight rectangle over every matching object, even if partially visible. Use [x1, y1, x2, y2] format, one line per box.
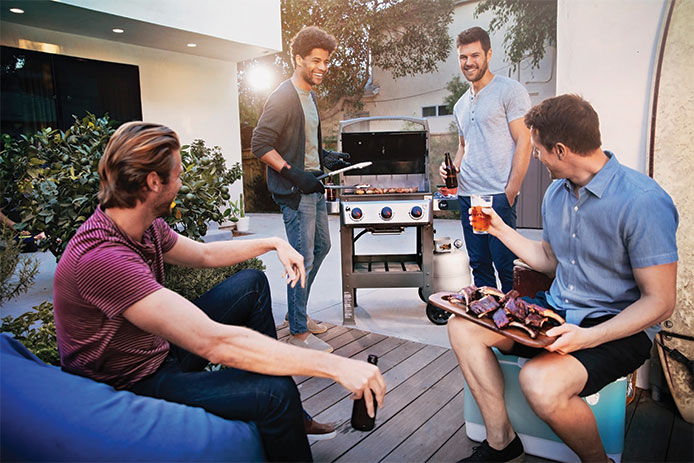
[252, 26, 347, 353]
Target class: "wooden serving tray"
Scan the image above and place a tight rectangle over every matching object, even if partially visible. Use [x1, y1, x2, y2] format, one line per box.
[429, 292, 557, 348]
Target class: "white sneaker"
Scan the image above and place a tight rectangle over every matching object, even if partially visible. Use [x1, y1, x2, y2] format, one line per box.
[287, 333, 334, 352]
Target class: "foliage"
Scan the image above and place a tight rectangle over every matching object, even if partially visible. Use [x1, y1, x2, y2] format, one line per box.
[239, 0, 455, 125]
[443, 75, 470, 114]
[1, 301, 59, 365]
[164, 258, 266, 302]
[169, 140, 243, 238]
[0, 224, 39, 305]
[475, 0, 557, 70]
[1, 115, 241, 259]
[2, 114, 116, 258]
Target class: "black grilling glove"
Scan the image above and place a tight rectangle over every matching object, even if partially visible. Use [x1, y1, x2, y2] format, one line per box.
[280, 164, 325, 194]
[322, 150, 351, 171]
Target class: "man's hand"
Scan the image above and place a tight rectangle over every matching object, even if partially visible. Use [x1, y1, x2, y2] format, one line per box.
[280, 164, 325, 194]
[505, 185, 519, 207]
[323, 150, 351, 171]
[468, 205, 508, 238]
[334, 356, 386, 418]
[439, 161, 459, 182]
[545, 323, 601, 355]
[274, 239, 306, 288]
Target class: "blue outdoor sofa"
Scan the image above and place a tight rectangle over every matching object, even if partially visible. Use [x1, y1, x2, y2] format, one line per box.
[0, 334, 265, 461]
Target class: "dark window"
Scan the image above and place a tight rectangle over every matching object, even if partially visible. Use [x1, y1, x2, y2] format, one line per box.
[1, 46, 142, 137]
[438, 105, 452, 116]
[422, 106, 436, 117]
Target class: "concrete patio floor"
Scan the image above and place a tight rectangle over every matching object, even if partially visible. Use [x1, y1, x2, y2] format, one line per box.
[1, 212, 541, 349]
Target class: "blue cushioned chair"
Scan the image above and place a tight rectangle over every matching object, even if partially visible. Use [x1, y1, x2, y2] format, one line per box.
[0, 334, 265, 461]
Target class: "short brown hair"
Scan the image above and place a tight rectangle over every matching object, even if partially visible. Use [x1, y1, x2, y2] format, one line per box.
[98, 121, 180, 209]
[456, 27, 491, 53]
[524, 94, 602, 155]
[290, 26, 337, 63]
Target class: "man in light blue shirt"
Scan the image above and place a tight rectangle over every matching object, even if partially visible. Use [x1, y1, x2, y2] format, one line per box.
[448, 94, 678, 463]
[440, 26, 531, 293]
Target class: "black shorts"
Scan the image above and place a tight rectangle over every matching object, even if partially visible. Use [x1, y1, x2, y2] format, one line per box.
[503, 293, 652, 397]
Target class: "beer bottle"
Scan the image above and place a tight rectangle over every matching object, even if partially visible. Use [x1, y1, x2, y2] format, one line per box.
[444, 152, 458, 189]
[351, 354, 378, 431]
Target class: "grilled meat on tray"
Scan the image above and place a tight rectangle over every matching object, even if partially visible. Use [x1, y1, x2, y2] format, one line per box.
[444, 285, 564, 338]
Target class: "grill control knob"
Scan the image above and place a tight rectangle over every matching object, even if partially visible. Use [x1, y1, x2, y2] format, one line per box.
[351, 208, 363, 221]
[410, 206, 423, 219]
[380, 207, 393, 220]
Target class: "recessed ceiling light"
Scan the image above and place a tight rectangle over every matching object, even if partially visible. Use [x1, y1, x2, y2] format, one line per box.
[112, 28, 124, 34]
[187, 43, 197, 48]
[9, 8, 24, 14]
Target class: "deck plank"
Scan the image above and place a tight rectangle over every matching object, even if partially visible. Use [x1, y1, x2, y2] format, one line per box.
[623, 390, 674, 461]
[336, 366, 464, 462]
[304, 341, 435, 418]
[426, 423, 471, 463]
[666, 409, 694, 462]
[311, 349, 458, 462]
[297, 332, 388, 400]
[283, 325, 687, 462]
[382, 389, 466, 462]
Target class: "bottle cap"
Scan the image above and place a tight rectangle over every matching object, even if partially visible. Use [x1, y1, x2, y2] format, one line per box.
[367, 354, 378, 365]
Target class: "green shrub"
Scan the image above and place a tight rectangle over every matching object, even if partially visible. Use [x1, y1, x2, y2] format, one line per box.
[1, 301, 59, 365]
[169, 139, 243, 238]
[3, 114, 242, 260]
[0, 224, 39, 306]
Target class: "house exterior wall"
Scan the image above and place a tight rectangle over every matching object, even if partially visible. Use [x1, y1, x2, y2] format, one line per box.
[0, 13, 272, 201]
[556, 0, 668, 172]
[357, 0, 556, 135]
[58, 0, 282, 51]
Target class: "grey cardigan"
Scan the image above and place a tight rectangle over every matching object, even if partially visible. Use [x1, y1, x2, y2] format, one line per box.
[251, 79, 326, 209]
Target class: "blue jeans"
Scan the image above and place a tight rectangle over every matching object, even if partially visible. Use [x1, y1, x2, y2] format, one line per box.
[280, 192, 331, 335]
[458, 193, 518, 293]
[129, 269, 311, 462]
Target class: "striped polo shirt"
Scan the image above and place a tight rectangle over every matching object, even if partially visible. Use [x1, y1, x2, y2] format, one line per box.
[54, 206, 178, 389]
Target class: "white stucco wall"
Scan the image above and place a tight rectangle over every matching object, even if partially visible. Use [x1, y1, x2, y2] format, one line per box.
[59, 0, 282, 50]
[360, 1, 556, 134]
[1, 21, 245, 199]
[556, 0, 668, 172]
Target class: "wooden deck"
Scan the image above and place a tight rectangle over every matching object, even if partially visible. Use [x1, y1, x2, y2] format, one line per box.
[278, 323, 693, 462]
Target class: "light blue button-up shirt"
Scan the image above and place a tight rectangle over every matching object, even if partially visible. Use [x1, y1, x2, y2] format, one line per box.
[542, 152, 678, 339]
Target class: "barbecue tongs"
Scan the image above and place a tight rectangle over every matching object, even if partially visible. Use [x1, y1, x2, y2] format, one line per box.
[317, 161, 372, 180]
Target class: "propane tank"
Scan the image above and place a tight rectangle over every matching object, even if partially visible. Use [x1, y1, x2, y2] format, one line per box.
[432, 237, 472, 293]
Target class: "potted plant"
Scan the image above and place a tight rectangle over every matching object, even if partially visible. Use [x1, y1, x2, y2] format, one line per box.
[235, 193, 250, 232]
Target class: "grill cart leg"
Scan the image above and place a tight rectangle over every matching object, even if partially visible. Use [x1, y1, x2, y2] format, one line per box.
[341, 225, 356, 325]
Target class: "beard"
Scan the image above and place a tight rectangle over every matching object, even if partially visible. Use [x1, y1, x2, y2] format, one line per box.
[154, 190, 176, 218]
[464, 58, 489, 83]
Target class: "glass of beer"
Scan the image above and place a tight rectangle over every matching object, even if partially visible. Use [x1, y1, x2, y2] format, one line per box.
[470, 194, 493, 234]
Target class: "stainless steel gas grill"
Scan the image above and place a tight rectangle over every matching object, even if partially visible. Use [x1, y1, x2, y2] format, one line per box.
[336, 116, 434, 324]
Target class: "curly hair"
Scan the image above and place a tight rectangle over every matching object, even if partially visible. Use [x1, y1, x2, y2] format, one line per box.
[524, 94, 602, 155]
[98, 121, 180, 209]
[456, 27, 491, 53]
[290, 26, 337, 62]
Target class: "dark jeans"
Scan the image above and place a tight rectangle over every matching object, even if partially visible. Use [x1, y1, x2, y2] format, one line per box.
[129, 269, 311, 462]
[459, 193, 518, 293]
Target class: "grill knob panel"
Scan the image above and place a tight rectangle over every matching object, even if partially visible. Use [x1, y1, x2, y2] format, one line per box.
[351, 208, 363, 221]
[410, 206, 423, 219]
[380, 207, 393, 220]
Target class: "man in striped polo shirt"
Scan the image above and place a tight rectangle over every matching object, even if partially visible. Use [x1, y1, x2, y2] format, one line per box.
[53, 121, 386, 461]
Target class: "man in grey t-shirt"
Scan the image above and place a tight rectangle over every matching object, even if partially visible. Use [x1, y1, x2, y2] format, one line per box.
[439, 26, 531, 292]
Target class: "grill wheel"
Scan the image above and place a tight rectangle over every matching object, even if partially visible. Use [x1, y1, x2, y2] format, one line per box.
[426, 303, 452, 325]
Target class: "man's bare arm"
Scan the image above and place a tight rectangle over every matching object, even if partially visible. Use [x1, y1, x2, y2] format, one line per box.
[546, 262, 677, 354]
[505, 117, 532, 206]
[482, 206, 557, 276]
[123, 288, 386, 414]
[164, 235, 306, 288]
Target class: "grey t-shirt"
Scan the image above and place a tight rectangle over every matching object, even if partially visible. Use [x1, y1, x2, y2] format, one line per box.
[292, 83, 321, 171]
[453, 75, 531, 195]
